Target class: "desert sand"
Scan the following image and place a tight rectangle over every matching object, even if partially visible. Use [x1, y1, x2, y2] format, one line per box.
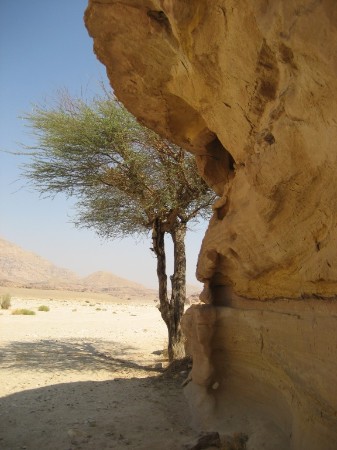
[0, 287, 196, 450]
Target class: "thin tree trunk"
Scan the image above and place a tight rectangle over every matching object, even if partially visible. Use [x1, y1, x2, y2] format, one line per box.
[152, 218, 170, 329]
[152, 218, 187, 361]
[168, 222, 187, 361]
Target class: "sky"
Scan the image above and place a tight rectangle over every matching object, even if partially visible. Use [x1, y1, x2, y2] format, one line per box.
[0, 0, 208, 289]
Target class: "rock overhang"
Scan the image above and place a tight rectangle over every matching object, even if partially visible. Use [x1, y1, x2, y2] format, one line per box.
[85, 0, 337, 300]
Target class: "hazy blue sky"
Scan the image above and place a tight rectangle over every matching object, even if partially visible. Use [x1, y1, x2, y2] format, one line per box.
[0, 0, 208, 288]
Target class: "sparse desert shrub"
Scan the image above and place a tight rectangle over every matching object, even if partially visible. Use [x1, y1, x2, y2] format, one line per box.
[12, 309, 35, 315]
[38, 305, 50, 312]
[1, 293, 11, 310]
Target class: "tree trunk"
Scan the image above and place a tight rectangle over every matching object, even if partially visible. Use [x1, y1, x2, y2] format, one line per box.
[168, 221, 187, 361]
[152, 219, 187, 361]
[152, 218, 169, 317]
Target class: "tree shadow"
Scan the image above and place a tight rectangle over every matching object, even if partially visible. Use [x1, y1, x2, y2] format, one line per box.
[0, 377, 195, 450]
[0, 339, 161, 373]
[0, 337, 197, 448]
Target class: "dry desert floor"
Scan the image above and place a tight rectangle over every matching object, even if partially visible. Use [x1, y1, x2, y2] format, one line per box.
[0, 287, 196, 450]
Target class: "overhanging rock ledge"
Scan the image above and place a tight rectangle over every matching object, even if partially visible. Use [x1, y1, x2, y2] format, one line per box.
[85, 1, 337, 448]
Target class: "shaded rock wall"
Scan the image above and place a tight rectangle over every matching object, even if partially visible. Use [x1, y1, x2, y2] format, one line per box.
[182, 299, 337, 449]
[85, 1, 337, 448]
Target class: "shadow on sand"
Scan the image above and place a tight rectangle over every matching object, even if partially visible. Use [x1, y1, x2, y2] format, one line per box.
[0, 339, 196, 449]
[0, 377, 196, 450]
[0, 338, 161, 373]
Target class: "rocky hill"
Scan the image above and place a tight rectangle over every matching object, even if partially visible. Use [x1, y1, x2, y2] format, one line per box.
[0, 237, 199, 300]
[80, 271, 155, 298]
[0, 238, 80, 290]
[0, 237, 154, 298]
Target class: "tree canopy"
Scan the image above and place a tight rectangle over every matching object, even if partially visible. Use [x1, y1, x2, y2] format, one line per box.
[22, 89, 216, 360]
[23, 91, 214, 238]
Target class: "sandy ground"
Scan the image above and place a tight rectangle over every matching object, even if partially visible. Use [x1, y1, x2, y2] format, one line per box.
[0, 288, 196, 450]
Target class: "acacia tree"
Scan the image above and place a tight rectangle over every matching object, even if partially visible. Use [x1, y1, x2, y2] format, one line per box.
[22, 90, 215, 360]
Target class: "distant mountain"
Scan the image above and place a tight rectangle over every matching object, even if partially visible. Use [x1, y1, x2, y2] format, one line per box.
[0, 238, 79, 289]
[0, 237, 155, 298]
[82, 271, 144, 290]
[0, 237, 201, 299]
[81, 271, 155, 298]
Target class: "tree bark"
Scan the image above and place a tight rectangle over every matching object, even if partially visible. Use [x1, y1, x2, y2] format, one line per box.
[152, 218, 169, 323]
[152, 218, 187, 361]
[168, 221, 187, 360]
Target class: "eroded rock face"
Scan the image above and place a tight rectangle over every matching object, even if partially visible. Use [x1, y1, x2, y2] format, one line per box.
[85, 1, 337, 448]
[85, 0, 337, 300]
[182, 299, 337, 450]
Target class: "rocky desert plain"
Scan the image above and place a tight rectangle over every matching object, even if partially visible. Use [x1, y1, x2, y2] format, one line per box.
[0, 239, 201, 450]
[0, 287, 198, 450]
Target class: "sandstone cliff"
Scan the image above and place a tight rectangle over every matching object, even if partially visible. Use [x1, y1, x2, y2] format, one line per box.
[183, 298, 337, 449]
[85, 1, 337, 448]
[85, 0, 337, 300]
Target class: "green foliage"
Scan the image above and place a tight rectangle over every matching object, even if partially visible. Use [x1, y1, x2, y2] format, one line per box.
[38, 305, 50, 311]
[12, 309, 36, 315]
[22, 89, 215, 238]
[20, 87, 217, 360]
[0, 293, 11, 310]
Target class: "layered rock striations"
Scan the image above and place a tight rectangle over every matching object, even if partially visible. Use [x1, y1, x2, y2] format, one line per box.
[182, 298, 337, 449]
[85, 1, 337, 448]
